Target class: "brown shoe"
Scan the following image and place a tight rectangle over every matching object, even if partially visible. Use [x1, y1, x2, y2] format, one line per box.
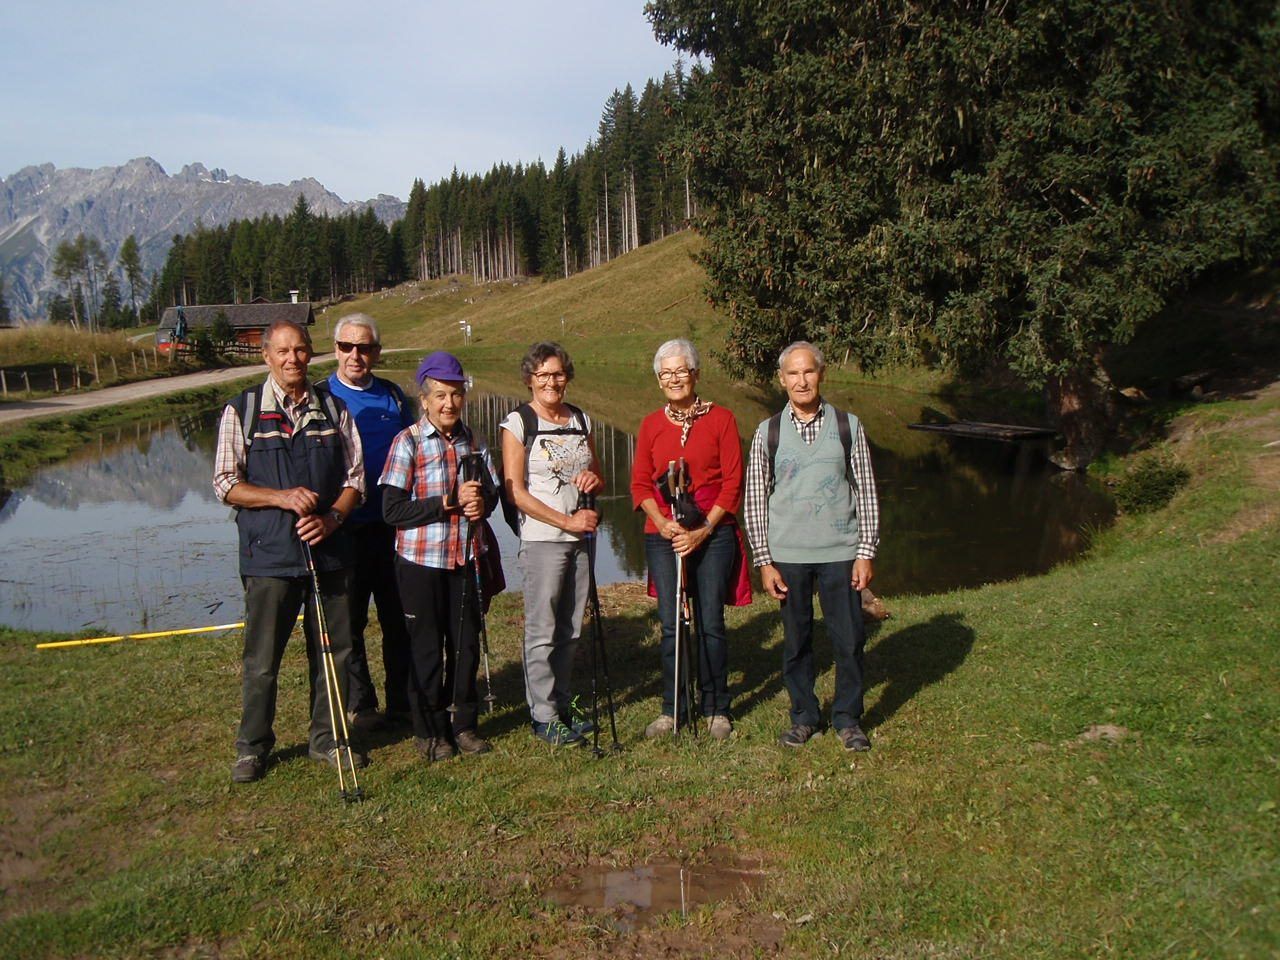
[454, 730, 492, 755]
[346, 709, 386, 733]
[836, 723, 871, 752]
[231, 754, 265, 783]
[414, 736, 456, 762]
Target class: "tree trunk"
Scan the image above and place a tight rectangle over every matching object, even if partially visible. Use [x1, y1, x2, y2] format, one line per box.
[1046, 357, 1117, 470]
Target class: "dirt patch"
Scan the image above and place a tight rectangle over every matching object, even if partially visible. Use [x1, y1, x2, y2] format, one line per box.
[1210, 451, 1280, 543]
[0, 786, 82, 918]
[1071, 724, 1136, 745]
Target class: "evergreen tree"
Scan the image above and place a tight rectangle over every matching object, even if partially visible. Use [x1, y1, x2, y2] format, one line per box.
[0, 276, 10, 326]
[117, 234, 145, 320]
[648, 0, 1280, 465]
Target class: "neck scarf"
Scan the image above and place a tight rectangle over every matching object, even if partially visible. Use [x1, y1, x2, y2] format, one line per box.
[666, 396, 712, 446]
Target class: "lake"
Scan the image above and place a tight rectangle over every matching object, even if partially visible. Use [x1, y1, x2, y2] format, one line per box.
[0, 380, 1113, 635]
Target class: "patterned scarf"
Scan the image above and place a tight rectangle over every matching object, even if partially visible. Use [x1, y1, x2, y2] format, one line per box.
[666, 396, 713, 446]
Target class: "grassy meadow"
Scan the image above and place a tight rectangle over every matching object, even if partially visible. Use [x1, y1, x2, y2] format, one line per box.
[0, 234, 1277, 957]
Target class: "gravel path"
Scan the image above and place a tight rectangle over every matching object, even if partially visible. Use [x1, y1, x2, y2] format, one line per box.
[0, 365, 266, 428]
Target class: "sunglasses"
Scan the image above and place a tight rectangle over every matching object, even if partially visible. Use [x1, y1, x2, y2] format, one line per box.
[336, 341, 378, 356]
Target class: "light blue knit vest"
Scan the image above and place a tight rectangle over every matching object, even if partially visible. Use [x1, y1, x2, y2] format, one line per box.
[767, 404, 860, 563]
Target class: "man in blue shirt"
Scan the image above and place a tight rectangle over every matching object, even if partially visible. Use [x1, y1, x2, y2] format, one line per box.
[327, 314, 416, 730]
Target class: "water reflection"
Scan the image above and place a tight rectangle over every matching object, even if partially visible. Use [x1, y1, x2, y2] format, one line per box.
[0, 382, 1112, 635]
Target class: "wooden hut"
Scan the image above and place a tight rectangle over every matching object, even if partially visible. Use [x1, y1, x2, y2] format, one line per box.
[156, 302, 315, 355]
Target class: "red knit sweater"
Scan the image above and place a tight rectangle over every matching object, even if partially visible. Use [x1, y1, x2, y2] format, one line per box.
[630, 404, 744, 534]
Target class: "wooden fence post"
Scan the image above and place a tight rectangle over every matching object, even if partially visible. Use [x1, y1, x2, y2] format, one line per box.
[23, 371, 31, 396]
[92, 354, 100, 383]
[73, 366, 81, 390]
[132, 353, 138, 375]
[1, 369, 6, 398]
[53, 368, 60, 393]
[110, 355, 119, 380]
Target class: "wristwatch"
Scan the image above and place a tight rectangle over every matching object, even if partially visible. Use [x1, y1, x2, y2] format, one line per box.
[327, 509, 345, 527]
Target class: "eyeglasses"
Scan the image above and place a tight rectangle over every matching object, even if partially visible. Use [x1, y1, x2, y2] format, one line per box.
[531, 371, 568, 384]
[657, 368, 694, 383]
[336, 341, 377, 356]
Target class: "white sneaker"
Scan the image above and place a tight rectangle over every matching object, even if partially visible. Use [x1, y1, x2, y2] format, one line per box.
[707, 715, 733, 740]
[645, 714, 675, 738]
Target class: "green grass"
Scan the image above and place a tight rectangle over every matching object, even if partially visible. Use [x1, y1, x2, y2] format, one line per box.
[0, 377, 1276, 957]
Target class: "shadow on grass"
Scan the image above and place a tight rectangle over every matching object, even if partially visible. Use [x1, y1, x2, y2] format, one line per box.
[863, 612, 974, 731]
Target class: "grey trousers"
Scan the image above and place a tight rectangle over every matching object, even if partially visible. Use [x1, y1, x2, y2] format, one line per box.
[519, 540, 589, 724]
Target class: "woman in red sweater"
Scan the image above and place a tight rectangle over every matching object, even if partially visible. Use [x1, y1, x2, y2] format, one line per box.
[631, 338, 750, 740]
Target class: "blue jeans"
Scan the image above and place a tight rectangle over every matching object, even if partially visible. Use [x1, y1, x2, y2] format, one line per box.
[646, 524, 737, 718]
[775, 559, 866, 729]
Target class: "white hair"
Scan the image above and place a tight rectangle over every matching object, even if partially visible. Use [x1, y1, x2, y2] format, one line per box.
[778, 340, 825, 371]
[334, 312, 381, 345]
[652, 338, 700, 375]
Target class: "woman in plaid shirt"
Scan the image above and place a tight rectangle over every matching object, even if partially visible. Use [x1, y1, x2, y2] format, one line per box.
[380, 352, 499, 762]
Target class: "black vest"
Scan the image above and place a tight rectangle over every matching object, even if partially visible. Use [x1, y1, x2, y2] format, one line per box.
[230, 381, 352, 577]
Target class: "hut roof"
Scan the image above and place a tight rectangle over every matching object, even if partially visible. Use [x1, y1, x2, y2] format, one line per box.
[158, 302, 315, 331]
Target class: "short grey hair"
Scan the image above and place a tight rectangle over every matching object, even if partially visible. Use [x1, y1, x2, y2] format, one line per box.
[334, 312, 381, 345]
[778, 340, 825, 372]
[262, 319, 312, 350]
[652, 338, 700, 376]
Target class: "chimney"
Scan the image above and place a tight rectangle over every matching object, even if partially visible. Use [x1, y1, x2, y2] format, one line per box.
[289, 290, 300, 304]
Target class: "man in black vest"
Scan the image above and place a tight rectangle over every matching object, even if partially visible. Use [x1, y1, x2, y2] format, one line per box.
[213, 319, 366, 783]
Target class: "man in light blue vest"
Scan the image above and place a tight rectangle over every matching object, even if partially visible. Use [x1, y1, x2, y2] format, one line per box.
[743, 341, 881, 750]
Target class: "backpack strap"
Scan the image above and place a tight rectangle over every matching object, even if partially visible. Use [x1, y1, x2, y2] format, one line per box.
[516, 401, 587, 451]
[765, 412, 783, 492]
[836, 408, 854, 483]
[231, 383, 264, 445]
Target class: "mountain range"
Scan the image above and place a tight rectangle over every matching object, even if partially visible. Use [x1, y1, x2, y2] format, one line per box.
[0, 158, 406, 322]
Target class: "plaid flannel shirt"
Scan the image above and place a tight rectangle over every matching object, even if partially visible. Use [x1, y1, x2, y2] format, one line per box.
[379, 418, 496, 569]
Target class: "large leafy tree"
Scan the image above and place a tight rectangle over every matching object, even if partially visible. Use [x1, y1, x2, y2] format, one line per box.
[647, 0, 1280, 465]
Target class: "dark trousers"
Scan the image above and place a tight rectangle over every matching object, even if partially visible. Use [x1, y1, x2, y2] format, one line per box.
[394, 556, 480, 740]
[645, 524, 736, 719]
[345, 522, 412, 715]
[775, 559, 866, 729]
[235, 570, 352, 758]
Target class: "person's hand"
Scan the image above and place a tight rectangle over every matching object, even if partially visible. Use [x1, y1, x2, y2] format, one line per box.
[573, 470, 603, 494]
[457, 480, 483, 519]
[672, 524, 711, 558]
[296, 511, 333, 545]
[851, 558, 874, 591]
[659, 518, 683, 540]
[761, 563, 788, 600]
[564, 509, 599, 535]
[276, 486, 319, 516]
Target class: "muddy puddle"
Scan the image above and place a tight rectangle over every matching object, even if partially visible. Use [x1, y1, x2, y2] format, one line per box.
[547, 850, 765, 931]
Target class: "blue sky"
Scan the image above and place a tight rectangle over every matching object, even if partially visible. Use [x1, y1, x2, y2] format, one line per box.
[1, 0, 684, 201]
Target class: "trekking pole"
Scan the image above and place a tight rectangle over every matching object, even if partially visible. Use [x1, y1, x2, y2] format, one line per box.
[669, 458, 701, 739]
[666, 461, 685, 737]
[578, 491, 621, 755]
[460, 453, 497, 714]
[301, 541, 364, 803]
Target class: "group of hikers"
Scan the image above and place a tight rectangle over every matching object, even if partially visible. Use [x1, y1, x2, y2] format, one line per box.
[215, 314, 880, 784]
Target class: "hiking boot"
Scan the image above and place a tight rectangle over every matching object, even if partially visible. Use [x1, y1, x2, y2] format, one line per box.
[779, 723, 817, 747]
[309, 746, 369, 768]
[562, 698, 596, 736]
[414, 737, 456, 762]
[454, 730, 492, 755]
[346, 709, 386, 733]
[231, 754, 264, 783]
[532, 719, 584, 746]
[837, 723, 872, 752]
[645, 714, 676, 739]
[707, 715, 733, 740]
